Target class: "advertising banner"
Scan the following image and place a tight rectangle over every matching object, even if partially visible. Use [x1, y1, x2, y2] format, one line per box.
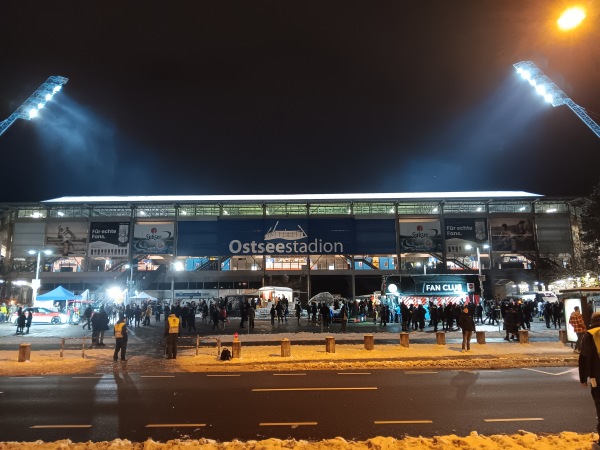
[399, 220, 443, 253]
[133, 222, 175, 255]
[444, 218, 487, 243]
[177, 218, 396, 256]
[88, 222, 130, 257]
[490, 217, 535, 252]
[45, 222, 88, 256]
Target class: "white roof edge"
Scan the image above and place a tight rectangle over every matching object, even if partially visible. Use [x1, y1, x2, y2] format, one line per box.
[42, 191, 542, 203]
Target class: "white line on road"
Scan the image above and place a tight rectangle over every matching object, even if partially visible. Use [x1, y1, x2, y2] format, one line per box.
[11, 376, 43, 379]
[146, 424, 206, 428]
[141, 375, 176, 378]
[484, 418, 544, 422]
[207, 374, 241, 377]
[260, 422, 317, 426]
[374, 420, 433, 424]
[522, 368, 577, 376]
[404, 371, 437, 374]
[31, 425, 92, 429]
[252, 387, 377, 392]
[338, 372, 371, 375]
[72, 376, 103, 379]
[273, 373, 306, 376]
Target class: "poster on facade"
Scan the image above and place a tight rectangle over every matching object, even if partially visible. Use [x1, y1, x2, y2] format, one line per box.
[489, 217, 535, 252]
[45, 222, 88, 256]
[133, 222, 175, 255]
[444, 218, 488, 247]
[88, 222, 130, 257]
[399, 220, 443, 253]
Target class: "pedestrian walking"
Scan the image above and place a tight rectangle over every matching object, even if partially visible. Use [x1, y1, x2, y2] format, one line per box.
[82, 305, 93, 330]
[113, 313, 128, 362]
[25, 310, 33, 334]
[569, 305, 587, 353]
[16, 307, 25, 335]
[164, 312, 181, 359]
[458, 307, 476, 352]
[578, 312, 600, 443]
[248, 302, 255, 329]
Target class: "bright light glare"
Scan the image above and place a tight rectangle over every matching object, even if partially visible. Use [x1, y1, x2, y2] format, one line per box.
[45, 93, 53, 101]
[544, 93, 553, 103]
[173, 262, 184, 271]
[388, 283, 398, 293]
[558, 7, 586, 30]
[52, 85, 62, 93]
[37, 103, 44, 109]
[535, 85, 546, 95]
[107, 287, 123, 299]
[520, 70, 531, 80]
[28, 108, 38, 119]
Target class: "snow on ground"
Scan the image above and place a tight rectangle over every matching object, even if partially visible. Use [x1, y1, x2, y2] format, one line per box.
[1, 332, 593, 449]
[0, 432, 599, 449]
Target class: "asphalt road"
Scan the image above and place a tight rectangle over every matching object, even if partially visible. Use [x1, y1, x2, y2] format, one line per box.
[0, 367, 591, 442]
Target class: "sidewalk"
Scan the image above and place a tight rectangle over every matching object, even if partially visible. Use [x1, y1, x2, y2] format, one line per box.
[0, 325, 578, 376]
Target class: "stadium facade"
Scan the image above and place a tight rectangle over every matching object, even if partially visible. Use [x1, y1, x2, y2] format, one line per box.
[0, 191, 584, 305]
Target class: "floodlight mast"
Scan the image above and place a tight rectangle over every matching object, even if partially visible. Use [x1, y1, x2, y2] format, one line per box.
[0, 76, 69, 137]
[513, 61, 600, 139]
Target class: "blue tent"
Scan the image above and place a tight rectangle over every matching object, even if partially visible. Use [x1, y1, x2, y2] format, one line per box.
[36, 286, 79, 303]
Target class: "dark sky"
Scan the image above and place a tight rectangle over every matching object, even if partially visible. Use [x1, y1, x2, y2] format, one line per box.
[0, 1, 599, 202]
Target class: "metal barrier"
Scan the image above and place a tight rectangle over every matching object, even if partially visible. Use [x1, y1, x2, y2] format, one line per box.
[59, 336, 115, 358]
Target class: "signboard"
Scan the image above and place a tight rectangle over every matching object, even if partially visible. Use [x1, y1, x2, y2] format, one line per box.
[444, 218, 487, 243]
[88, 222, 130, 257]
[177, 218, 396, 256]
[133, 222, 175, 255]
[422, 282, 465, 295]
[490, 217, 535, 252]
[45, 222, 88, 256]
[399, 220, 443, 253]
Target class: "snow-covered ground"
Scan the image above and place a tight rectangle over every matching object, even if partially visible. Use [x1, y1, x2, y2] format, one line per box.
[2, 335, 596, 449]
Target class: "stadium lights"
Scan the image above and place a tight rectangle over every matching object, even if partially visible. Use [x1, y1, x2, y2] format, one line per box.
[513, 61, 600, 139]
[0, 76, 69, 137]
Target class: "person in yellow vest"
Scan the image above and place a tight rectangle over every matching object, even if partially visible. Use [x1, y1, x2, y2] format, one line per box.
[113, 313, 128, 362]
[164, 312, 181, 359]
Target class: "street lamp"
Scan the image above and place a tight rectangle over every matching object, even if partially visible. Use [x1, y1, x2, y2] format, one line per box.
[513, 61, 600, 139]
[0, 76, 69, 137]
[124, 264, 134, 307]
[28, 249, 52, 304]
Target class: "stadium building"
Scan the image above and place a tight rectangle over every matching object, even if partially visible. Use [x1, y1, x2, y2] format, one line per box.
[0, 191, 584, 306]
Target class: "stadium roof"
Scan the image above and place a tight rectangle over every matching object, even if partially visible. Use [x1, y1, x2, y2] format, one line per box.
[42, 191, 542, 203]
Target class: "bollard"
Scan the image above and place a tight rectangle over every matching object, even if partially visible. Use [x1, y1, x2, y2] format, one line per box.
[195, 335, 200, 356]
[435, 332, 446, 345]
[216, 338, 221, 357]
[364, 334, 374, 350]
[232, 340, 241, 359]
[280, 338, 291, 357]
[82, 337, 86, 359]
[60, 338, 65, 358]
[476, 331, 486, 345]
[559, 329, 567, 344]
[400, 332, 410, 348]
[18, 343, 31, 362]
[519, 329, 530, 344]
[325, 336, 335, 353]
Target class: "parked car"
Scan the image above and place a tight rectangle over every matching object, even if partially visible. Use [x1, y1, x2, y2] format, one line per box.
[11, 307, 68, 325]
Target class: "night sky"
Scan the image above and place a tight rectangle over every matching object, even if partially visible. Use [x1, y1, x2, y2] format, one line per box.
[0, 1, 598, 203]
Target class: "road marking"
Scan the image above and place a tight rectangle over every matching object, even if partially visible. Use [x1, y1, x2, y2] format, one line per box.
[31, 425, 92, 429]
[374, 420, 433, 424]
[404, 371, 437, 374]
[522, 368, 577, 376]
[273, 373, 306, 376]
[141, 375, 176, 378]
[484, 418, 544, 422]
[252, 387, 377, 392]
[146, 424, 206, 428]
[72, 376, 103, 379]
[207, 374, 241, 377]
[11, 376, 43, 379]
[260, 422, 317, 426]
[338, 372, 371, 375]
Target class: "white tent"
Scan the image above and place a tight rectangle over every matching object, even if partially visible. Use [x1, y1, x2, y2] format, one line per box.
[130, 292, 157, 301]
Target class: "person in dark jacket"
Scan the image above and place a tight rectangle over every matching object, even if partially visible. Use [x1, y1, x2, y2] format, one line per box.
[504, 304, 519, 341]
[578, 312, 600, 441]
[25, 310, 33, 334]
[16, 307, 25, 335]
[458, 307, 476, 352]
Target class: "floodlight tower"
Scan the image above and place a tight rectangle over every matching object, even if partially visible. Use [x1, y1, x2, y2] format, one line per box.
[0, 76, 69, 137]
[513, 61, 600, 139]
